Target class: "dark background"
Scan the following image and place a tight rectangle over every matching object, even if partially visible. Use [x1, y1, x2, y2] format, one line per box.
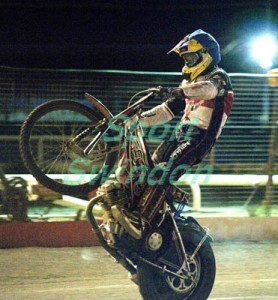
[0, 0, 277, 73]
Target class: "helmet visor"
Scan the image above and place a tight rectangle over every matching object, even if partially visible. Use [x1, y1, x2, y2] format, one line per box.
[181, 52, 201, 67]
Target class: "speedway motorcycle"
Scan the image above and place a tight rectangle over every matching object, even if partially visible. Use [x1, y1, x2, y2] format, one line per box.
[19, 89, 216, 299]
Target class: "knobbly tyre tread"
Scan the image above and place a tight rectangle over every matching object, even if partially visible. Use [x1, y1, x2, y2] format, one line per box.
[137, 225, 216, 300]
[19, 100, 117, 195]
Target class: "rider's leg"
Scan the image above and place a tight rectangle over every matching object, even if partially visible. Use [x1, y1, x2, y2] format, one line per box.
[137, 134, 216, 224]
[152, 140, 177, 165]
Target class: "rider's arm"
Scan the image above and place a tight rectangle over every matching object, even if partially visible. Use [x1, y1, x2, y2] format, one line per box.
[140, 87, 186, 126]
[180, 80, 219, 100]
[156, 78, 221, 116]
[139, 103, 175, 126]
[139, 78, 221, 126]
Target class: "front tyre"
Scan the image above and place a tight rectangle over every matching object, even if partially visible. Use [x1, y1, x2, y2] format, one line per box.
[19, 100, 118, 195]
[138, 228, 216, 300]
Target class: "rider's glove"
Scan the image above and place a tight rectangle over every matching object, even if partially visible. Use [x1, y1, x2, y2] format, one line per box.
[171, 88, 186, 101]
[149, 86, 186, 101]
[148, 86, 173, 101]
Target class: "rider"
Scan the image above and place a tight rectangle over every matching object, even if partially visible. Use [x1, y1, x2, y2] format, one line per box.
[112, 29, 234, 238]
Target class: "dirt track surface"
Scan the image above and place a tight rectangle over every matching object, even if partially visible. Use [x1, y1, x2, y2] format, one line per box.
[0, 241, 278, 300]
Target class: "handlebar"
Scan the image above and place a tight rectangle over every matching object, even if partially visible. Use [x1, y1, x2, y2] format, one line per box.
[110, 89, 160, 126]
[127, 88, 159, 107]
[123, 91, 154, 116]
[146, 87, 161, 94]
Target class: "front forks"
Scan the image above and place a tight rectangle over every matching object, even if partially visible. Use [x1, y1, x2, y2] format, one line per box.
[170, 204, 211, 279]
[66, 118, 108, 157]
[170, 211, 192, 274]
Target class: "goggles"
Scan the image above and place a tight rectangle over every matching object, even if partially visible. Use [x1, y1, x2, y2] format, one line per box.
[181, 52, 201, 67]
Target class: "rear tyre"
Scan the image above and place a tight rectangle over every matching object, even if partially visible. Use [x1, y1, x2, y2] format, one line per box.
[138, 227, 216, 300]
[19, 100, 118, 195]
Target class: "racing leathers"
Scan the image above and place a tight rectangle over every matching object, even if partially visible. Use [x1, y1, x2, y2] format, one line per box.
[140, 66, 234, 166]
[137, 66, 234, 222]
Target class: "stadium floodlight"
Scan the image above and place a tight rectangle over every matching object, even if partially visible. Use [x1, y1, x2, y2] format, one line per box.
[251, 34, 277, 69]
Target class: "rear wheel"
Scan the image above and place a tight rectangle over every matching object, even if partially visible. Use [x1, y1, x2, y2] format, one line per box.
[138, 227, 216, 300]
[19, 100, 118, 195]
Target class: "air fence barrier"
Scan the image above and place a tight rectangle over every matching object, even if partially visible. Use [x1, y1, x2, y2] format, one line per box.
[0, 66, 277, 214]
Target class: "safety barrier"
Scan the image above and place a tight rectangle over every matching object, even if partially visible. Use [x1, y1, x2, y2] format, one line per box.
[6, 174, 278, 213]
[1, 67, 277, 211]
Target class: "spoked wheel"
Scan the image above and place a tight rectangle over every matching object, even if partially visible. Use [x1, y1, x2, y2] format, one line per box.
[138, 227, 216, 300]
[19, 100, 118, 195]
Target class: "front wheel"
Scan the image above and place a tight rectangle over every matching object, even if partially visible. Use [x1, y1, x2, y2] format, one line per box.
[19, 100, 118, 195]
[138, 227, 216, 300]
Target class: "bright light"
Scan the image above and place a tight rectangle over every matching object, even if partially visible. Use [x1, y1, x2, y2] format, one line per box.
[251, 35, 277, 69]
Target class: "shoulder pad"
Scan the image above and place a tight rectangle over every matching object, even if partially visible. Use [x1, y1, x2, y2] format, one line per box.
[209, 68, 233, 90]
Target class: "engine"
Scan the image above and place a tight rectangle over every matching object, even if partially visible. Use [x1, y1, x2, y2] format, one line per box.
[96, 179, 173, 258]
[97, 179, 131, 247]
[97, 180, 129, 209]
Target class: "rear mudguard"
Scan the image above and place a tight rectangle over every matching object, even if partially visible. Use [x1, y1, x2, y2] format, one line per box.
[176, 216, 213, 244]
